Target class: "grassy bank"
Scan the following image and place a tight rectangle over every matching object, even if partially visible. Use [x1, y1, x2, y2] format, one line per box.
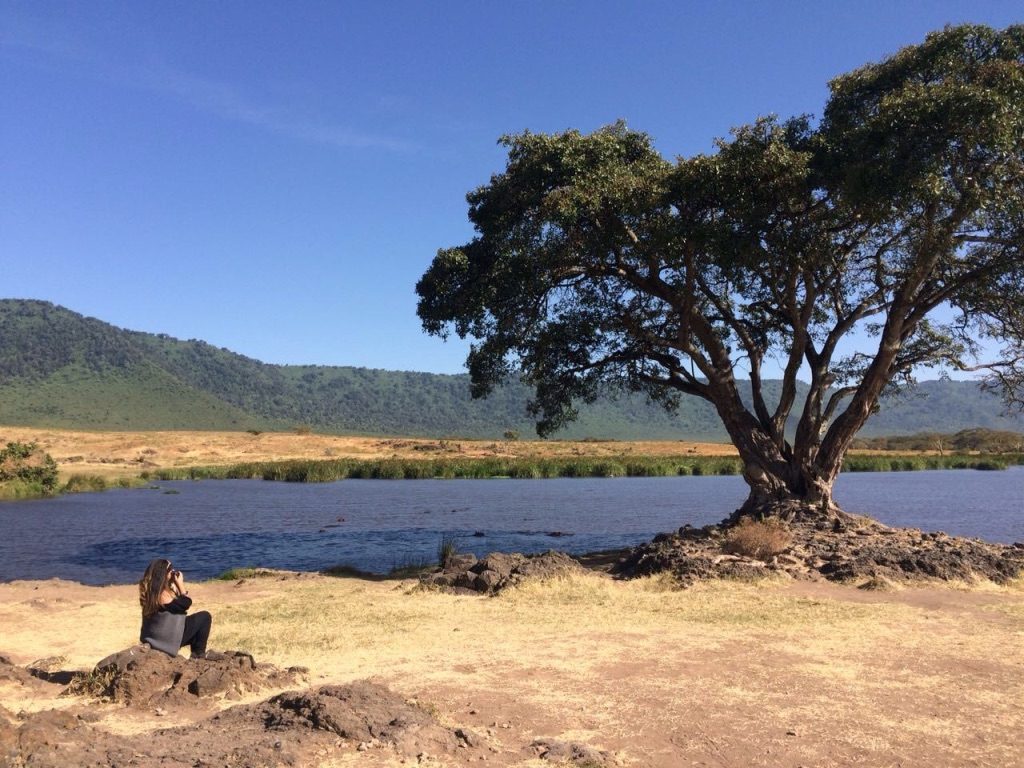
[147, 452, 1024, 484]
[843, 454, 1023, 472]
[148, 454, 745, 481]
[4, 451, 1020, 499]
[0, 473, 149, 500]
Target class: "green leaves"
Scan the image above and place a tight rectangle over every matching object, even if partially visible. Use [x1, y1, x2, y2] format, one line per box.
[820, 24, 1024, 211]
[417, 23, 1024, 486]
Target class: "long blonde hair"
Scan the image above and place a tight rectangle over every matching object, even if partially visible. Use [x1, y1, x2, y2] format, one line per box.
[139, 558, 172, 618]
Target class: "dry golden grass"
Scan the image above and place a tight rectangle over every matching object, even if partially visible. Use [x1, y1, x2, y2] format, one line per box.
[721, 517, 793, 560]
[2, 572, 1022, 767]
[0, 426, 739, 482]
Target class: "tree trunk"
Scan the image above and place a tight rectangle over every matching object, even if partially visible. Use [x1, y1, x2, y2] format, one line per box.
[723, 438, 853, 527]
[709, 378, 855, 527]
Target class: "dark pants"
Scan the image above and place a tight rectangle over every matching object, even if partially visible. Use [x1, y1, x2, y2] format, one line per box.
[180, 610, 212, 657]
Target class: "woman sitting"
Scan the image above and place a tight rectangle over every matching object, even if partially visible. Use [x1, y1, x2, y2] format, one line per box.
[138, 558, 216, 659]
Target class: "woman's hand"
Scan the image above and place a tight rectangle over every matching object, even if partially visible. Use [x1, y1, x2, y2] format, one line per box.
[170, 569, 186, 595]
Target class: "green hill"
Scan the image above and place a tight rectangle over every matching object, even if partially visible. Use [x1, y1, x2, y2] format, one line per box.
[0, 299, 1019, 439]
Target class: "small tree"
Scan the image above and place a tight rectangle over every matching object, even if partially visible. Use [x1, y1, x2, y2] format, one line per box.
[0, 441, 59, 493]
[417, 26, 1024, 520]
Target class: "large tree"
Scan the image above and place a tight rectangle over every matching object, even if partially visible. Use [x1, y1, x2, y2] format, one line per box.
[417, 25, 1024, 519]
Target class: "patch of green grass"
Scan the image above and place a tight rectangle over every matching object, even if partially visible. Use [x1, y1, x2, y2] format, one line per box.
[0, 479, 55, 499]
[842, 454, 1016, 473]
[322, 564, 377, 579]
[212, 567, 278, 581]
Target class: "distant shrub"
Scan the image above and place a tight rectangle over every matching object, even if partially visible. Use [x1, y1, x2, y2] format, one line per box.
[0, 441, 59, 494]
[293, 424, 313, 435]
[722, 518, 792, 561]
[502, 429, 520, 441]
[63, 474, 108, 493]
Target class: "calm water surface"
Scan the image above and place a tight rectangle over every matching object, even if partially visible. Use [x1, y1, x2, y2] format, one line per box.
[1, 468, 1021, 584]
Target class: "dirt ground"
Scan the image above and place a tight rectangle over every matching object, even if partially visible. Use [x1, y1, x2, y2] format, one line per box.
[2, 571, 1022, 767]
[0, 426, 739, 482]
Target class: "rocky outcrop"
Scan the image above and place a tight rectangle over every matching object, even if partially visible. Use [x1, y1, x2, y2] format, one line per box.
[615, 519, 1024, 585]
[420, 550, 585, 594]
[257, 682, 472, 758]
[66, 644, 308, 707]
[2, 674, 488, 768]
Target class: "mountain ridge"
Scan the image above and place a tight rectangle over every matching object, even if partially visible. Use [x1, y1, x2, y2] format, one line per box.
[0, 298, 1019, 439]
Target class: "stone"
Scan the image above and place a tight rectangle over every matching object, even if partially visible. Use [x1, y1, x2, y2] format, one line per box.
[444, 553, 478, 573]
[470, 553, 524, 580]
[455, 727, 481, 747]
[454, 572, 479, 590]
[531, 738, 611, 765]
[473, 571, 502, 592]
[423, 551, 584, 595]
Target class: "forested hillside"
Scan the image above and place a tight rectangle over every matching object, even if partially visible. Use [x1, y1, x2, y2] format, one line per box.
[0, 299, 1019, 439]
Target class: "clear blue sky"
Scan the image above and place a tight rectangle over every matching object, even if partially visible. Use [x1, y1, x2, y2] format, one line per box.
[2, 1, 1020, 374]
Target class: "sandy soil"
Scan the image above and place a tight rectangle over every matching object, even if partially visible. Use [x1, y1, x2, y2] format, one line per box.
[0, 426, 739, 482]
[2, 572, 1022, 767]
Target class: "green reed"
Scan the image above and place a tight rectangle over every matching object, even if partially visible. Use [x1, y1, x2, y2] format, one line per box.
[142, 451, 1020, 486]
[841, 454, 1018, 472]
[147, 454, 744, 483]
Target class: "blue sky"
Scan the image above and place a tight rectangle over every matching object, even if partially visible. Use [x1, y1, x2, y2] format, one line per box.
[2, 1, 1020, 374]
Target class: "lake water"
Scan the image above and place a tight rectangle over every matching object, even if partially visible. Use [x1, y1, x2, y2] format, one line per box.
[1, 468, 1021, 584]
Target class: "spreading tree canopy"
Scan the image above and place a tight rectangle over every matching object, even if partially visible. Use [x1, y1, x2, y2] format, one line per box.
[417, 25, 1024, 518]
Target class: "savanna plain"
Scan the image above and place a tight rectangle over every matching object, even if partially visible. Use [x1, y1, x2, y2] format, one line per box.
[0, 426, 738, 483]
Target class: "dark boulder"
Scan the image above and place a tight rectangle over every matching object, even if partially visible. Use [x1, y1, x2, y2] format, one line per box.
[424, 550, 584, 594]
[67, 644, 307, 708]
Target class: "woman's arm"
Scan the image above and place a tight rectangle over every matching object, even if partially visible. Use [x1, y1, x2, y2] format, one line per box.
[163, 593, 193, 614]
[159, 570, 190, 607]
[171, 570, 187, 597]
